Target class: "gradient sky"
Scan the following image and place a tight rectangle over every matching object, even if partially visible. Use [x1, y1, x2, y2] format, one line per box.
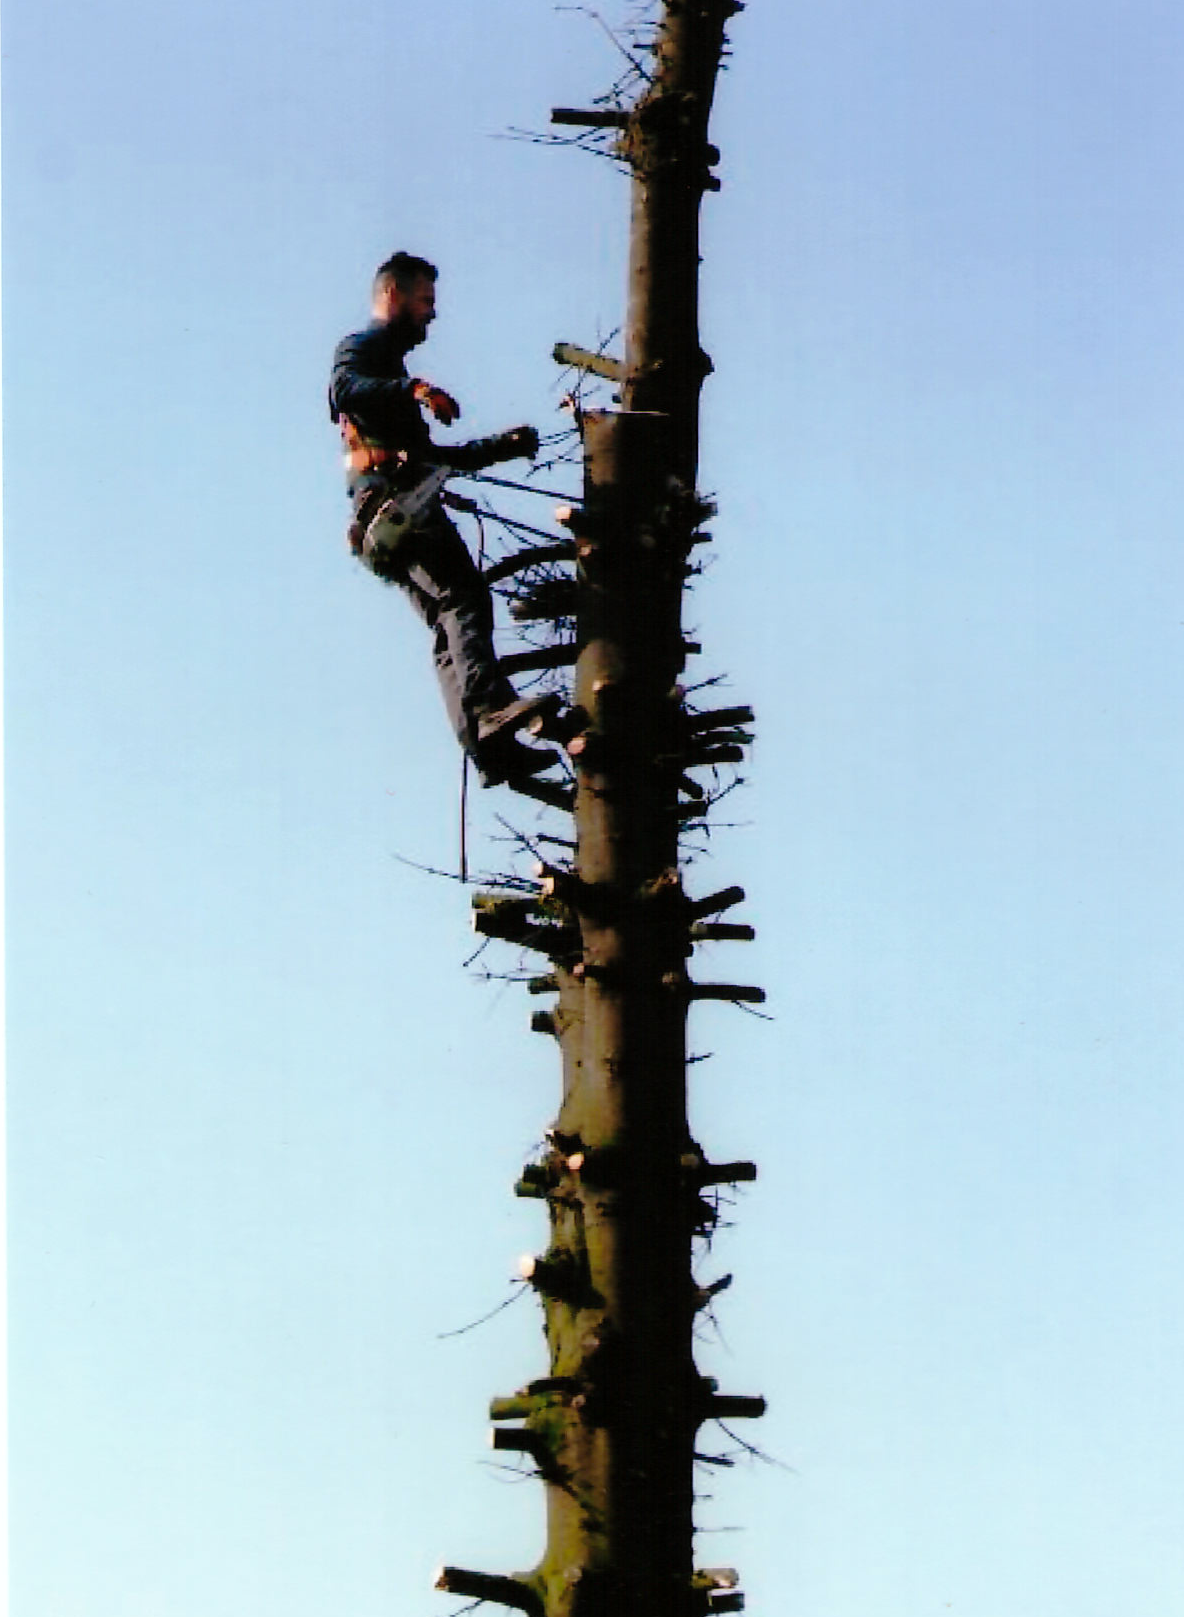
[6, 3, 1184, 1615]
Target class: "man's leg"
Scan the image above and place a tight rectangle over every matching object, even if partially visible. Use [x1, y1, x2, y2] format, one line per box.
[398, 511, 517, 755]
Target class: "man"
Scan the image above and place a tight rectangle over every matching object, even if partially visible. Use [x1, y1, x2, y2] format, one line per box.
[329, 252, 556, 786]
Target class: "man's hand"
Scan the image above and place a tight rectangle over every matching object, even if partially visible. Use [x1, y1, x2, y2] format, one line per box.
[412, 379, 461, 426]
[501, 425, 540, 460]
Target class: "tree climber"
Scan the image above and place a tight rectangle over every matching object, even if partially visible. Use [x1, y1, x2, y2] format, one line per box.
[330, 251, 557, 786]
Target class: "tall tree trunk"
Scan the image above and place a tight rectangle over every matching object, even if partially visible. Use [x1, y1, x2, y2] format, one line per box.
[440, 8, 754, 1617]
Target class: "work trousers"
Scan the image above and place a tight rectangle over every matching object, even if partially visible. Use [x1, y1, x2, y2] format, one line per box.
[363, 503, 516, 759]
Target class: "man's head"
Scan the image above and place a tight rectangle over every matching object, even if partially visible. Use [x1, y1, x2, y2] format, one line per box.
[372, 252, 438, 344]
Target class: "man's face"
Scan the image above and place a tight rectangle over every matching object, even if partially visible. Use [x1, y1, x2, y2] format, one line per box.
[387, 274, 437, 344]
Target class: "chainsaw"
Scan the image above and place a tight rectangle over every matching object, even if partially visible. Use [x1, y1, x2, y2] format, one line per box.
[355, 425, 539, 565]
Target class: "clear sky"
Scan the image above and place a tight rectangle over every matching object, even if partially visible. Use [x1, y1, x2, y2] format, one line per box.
[6, 3, 1184, 1615]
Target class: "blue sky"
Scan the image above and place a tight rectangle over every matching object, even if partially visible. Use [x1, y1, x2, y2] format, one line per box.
[6, 3, 1184, 1614]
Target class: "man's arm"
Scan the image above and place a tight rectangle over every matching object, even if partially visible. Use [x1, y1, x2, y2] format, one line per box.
[329, 331, 419, 420]
[331, 330, 460, 429]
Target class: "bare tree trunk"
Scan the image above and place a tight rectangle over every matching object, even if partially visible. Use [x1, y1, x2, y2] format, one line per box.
[442, 8, 755, 1617]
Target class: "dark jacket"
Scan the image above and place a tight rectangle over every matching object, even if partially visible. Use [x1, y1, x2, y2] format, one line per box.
[329, 320, 433, 497]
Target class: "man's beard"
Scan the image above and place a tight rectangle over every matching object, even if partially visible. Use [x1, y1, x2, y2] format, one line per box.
[391, 312, 428, 348]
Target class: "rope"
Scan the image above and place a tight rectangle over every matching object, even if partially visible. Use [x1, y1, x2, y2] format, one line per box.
[459, 509, 490, 881]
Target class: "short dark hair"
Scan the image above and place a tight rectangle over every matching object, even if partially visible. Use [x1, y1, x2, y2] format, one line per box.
[374, 252, 438, 295]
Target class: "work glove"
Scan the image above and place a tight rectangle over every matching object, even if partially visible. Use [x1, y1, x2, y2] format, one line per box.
[412, 379, 461, 426]
[500, 425, 540, 460]
[436, 425, 542, 473]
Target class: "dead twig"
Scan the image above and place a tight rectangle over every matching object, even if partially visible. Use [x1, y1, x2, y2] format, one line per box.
[437, 1281, 530, 1340]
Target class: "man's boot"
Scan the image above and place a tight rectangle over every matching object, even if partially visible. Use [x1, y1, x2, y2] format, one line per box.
[476, 693, 562, 748]
[478, 734, 560, 788]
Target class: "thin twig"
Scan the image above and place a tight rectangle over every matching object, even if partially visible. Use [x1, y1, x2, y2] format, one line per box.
[436, 1281, 530, 1340]
[492, 814, 550, 863]
[391, 851, 475, 885]
[556, 5, 654, 82]
[467, 472, 580, 500]
[716, 1421, 797, 1473]
[462, 937, 492, 970]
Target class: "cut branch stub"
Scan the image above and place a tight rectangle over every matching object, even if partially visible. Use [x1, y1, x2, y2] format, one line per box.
[433, 1567, 543, 1617]
[689, 1159, 757, 1188]
[515, 1175, 551, 1201]
[472, 906, 578, 958]
[686, 885, 746, 921]
[686, 705, 754, 734]
[552, 340, 627, 379]
[507, 777, 576, 814]
[518, 1250, 587, 1302]
[693, 1569, 740, 1592]
[550, 108, 631, 131]
[515, 1160, 560, 1200]
[490, 1385, 573, 1421]
[565, 730, 604, 770]
[534, 862, 580, 905]
[534, 864, 612, 922]
[689, 922, 755, 943]
[684, 982, 766, 1006]
[681, 742, 746, 769]
[702, 1393, 766, 1421]
[472, 892, 536, 923]
[490, 1427, 551, 1464]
